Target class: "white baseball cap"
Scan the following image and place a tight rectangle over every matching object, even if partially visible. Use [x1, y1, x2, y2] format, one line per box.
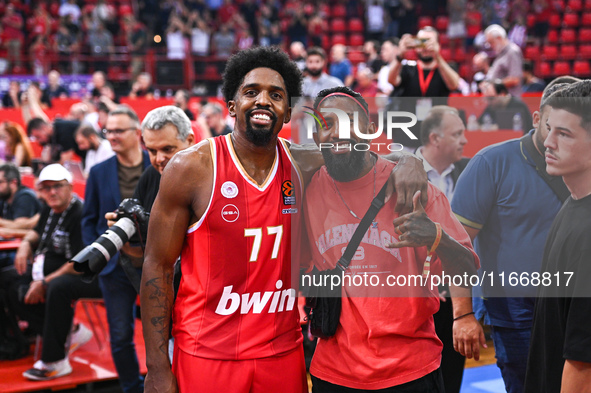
[38, 164, 73, 184]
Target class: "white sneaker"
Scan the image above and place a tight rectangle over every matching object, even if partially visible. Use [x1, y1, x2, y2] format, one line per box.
[23, 358, 72, 381]
[68, 323, 93, 354]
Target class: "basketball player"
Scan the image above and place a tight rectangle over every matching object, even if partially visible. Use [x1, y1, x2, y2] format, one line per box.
[141, 47, 427, 393]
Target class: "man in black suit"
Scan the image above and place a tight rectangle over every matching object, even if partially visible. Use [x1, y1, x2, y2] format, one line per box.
[415, 105, 483, 393]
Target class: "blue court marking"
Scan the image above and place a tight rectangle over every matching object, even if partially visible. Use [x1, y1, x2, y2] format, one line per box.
[461, 364, 507, 393]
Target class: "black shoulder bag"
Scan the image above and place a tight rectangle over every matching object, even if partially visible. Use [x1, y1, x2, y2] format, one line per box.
[304, 181, 388, 338]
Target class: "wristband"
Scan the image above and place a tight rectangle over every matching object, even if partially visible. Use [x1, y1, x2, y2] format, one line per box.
[453, 311, 475, 321]
[422, 223, 442, 277]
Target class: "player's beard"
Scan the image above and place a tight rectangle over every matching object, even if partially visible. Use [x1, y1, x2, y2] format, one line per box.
[245, 109, 278, 147]
[321, 142, 369, 182]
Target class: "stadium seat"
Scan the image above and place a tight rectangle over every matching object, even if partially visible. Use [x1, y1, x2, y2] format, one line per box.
[559, 28, 576, 43]
[203, 65, 221, 80]
[330, 34, 347, 46]
[527, 14, 536, 28]
[582, 12, 591, 25]
[330, 18, 346, 33]
[573, 60, 591, 76]
[321, 35, 330, 50]
[349, 18, 364, 33]
[547, 30, 559, 44]
[438, 34, 450, 46]
[452, 48, 467, 62]
[347, 50, 365, 65]
[567, 0, 583, 11]
[549, 13, 562, 28]
[537, 61, 552, 78]
[435, 16, 449, 32]
[561, 44, 577, 59]
[542, 45, 559, 60]
[349, 34, 365, 47]
[552, 61, 572, 75]
[524, 45, 540, 59]
[418, 16, 433, 30]
[579, 44, 591, 58]
[579, 28, 591, 43]
[330, 4, 347, 18]
[586, 0, 591, 9]
[439, 48, 452, 61]
[562, 13, 579, 27]
[459, 63, 471, 80]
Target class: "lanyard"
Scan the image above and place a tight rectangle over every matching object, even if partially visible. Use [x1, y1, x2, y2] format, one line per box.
[36, 196, 77, 258]
[417, 63, 436, 96]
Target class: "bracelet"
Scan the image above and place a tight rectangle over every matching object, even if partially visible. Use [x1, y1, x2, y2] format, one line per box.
[453, 311, 475, 321]
[429, 223, 442, 254]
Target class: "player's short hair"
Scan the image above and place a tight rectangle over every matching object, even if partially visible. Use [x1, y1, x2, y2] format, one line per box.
[546, 80, 591, 132]
[541, 76, 581, 110]
[222, 47, 302, 103]
[313, 86, 370, 125]
[141, 105, 192, 141]
[420, 106, 461, 145]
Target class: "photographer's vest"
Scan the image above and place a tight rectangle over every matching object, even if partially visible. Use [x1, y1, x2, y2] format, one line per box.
[174, 134, 304, 360]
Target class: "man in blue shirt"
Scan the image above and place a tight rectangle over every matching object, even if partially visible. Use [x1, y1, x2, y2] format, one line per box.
[451, 76, 578, 393]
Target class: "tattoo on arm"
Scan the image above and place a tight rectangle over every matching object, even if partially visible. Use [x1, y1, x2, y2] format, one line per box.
[145, 273, 173, 355]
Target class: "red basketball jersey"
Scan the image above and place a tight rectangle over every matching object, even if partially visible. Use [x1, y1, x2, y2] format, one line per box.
[173, 134, 304, 360]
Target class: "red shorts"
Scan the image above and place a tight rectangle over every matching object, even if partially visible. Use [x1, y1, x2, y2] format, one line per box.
[172, 344, 307, 393]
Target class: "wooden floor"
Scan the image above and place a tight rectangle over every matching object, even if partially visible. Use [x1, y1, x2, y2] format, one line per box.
[0, 301, 147, 393]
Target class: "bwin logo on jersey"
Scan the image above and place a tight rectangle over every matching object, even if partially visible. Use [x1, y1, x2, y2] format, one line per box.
[215, 280, 296, 315]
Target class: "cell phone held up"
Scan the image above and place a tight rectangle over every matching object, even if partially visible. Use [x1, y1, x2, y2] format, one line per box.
[408, 36, 429, 49]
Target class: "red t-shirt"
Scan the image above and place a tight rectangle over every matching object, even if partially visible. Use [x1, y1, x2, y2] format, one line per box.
[173, 135, 305, 360]
[304, 157, 478, 389]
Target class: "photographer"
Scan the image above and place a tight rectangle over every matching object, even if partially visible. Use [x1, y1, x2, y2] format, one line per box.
[105, 106, 195, 260]
[388, 26, 461, 149]
[2, 164, 101, 381]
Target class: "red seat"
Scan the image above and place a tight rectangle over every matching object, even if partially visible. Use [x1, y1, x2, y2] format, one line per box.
[579, 28, 591, 43]
[349, 18, 364, 33]
[330, 34, 347, 46]
[542, 45, 559, 60]
[560, 28, 577, 43]
[452, 48, 467, 62]
[581, 12, 591, 25]
[524, 45, 540, 59]
[579, 44, 591, 58]
[347, 50, 365, 65]
[321, 35, 330, 50]
[330, 18, 346, 33]
[526, 14, 536, 28]
[418, 16, 433, 30]
[553, 0, 566, 11]
[538, 61, 552, 78]
[349, 34, 365, 47]
[562, 13, 579, 27]
[459, 63, 471, 80]
[548, 29, 559, 44]
[552, 61, 572, 75]
[567, 0, 583, 10]
[586, 0, 591, 9]
[203, 65, 221, 80]
[561, 44, 577, 59]
[439, 48, 452, 60]
[438, 34, 449, 46]
[549, 13, 562, 28]
[573, 60, 591, 76]
[330, 4, 347, 18]
[435, 16, 449, 31]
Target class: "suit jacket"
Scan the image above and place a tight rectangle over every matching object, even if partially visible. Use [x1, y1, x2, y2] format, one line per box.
[450, 157, 470, 187]
[81, 152, 150, 276]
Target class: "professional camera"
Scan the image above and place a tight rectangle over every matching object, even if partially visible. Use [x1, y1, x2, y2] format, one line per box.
[72, 198, 150, 280]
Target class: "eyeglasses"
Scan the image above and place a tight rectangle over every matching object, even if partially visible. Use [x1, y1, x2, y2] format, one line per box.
[102, 127, 136, 136]
[38, 183, 68, 192]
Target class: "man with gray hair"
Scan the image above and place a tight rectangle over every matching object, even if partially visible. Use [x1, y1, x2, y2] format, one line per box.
[485, 24, 523, 97]
[81, 105, 150, 393]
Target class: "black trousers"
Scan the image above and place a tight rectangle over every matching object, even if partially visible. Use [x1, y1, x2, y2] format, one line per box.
[3, 268, 101, 362]
[311, 369, 445, 393]
[434, 296, 466, 393]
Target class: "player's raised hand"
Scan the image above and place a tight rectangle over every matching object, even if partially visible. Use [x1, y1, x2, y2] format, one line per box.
[387, 191, 437, 248]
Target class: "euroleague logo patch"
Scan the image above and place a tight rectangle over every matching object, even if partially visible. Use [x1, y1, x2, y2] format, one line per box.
[221, 204, 239, 222]
[282, 180, 295, 205]
[221, 181, 239, 198]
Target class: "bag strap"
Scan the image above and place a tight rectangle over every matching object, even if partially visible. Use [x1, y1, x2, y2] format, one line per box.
[335, 180, 389, 272]
[520, 133, 570, 203]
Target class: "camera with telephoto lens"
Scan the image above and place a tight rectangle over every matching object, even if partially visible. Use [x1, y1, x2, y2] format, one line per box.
[72, 198, 150, 280]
